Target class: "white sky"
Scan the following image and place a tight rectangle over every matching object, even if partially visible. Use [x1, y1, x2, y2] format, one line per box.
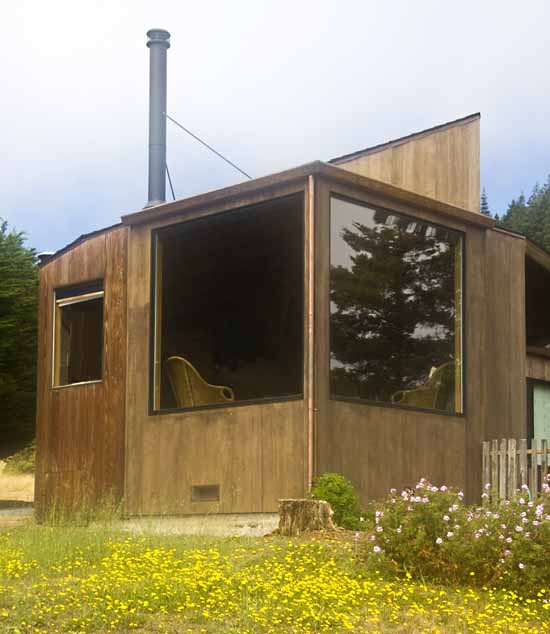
[2, 0, 550, 252]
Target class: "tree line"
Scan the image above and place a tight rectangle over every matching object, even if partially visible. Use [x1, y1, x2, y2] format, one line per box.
[481, 176, 550, 252]
[0, 220, 37, 445]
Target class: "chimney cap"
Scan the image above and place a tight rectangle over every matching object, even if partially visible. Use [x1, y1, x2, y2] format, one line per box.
[147, 29, 171, 48]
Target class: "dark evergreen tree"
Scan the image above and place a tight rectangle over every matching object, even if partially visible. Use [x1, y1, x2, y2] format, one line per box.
[481, 187, 491, 216]
[330, 210, 458, 403]
[499, 177, 550, 251]
[0, 219, 38, 442]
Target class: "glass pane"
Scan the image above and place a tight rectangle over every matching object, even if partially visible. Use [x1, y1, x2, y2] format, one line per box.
[533, 383, 550, 439]
[54, 294, 104, 386]
[330, 197, 463, 413]
[533, 382, 550, 465]
[153, 194, 304, 410]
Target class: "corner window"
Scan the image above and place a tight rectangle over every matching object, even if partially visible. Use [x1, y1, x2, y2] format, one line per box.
[53, 282, 104, 387]
[330, 196, 463, 414]
[152, 194, 304, 411]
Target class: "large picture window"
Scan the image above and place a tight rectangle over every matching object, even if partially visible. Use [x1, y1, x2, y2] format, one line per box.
[330, 197, 463, 414]
[152, 194, 304, 411]
[53, 282, 104, 387]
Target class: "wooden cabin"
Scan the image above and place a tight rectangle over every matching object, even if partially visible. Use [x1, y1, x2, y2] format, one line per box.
[35, 113, 550, 514]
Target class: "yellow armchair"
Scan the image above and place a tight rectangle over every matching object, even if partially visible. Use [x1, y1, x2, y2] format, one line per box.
[391, 362, 454, 410]
[166, 356, 235, 408]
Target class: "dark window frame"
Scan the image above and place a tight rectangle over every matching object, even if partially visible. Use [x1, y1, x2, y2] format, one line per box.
[328, 193, 467, 418]
[148, 193, 306, 416]
[52, 280, 105, 389]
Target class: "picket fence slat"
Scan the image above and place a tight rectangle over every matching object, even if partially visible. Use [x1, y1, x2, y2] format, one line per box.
[542, 439, 548, 484]
[499, 438, 507, 501]
[531, 438, 538, 498]
[481, 438, 550, 501]
[507, 438, 517, 500]
[491, 439, 499, 503]
[482, 441, 490, 492]
[519, 438, 528, 489]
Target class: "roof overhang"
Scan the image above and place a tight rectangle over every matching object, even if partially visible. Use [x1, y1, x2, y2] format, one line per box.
[43, 159, 498, 267]
[121, 160, 495, 230]
[526, 237, 550, 271]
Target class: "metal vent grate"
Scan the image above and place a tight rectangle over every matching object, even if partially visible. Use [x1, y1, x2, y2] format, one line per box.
[191, 484, 220, 502]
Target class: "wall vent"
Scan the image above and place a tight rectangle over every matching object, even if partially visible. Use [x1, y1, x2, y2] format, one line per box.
[191, 484, 220, 502]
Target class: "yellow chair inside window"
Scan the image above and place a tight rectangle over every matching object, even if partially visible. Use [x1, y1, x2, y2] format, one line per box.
[391, 362, 454, 410]
[166, 356, 235, 408]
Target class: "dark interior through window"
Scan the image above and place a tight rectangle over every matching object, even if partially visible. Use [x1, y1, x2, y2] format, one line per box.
[54, 283, 104, 386]
[526, 256, 550, 354]
[153, 194, 304, 410]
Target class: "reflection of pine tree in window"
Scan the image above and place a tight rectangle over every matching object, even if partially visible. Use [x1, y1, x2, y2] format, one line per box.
[330, 204, 461, 410]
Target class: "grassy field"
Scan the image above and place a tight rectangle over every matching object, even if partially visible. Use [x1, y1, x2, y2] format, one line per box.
[0, 522, 548, 634]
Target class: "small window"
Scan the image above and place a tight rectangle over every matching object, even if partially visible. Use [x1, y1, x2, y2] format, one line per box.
[330, 196, 463, 414]
[53, 282, 104, 387]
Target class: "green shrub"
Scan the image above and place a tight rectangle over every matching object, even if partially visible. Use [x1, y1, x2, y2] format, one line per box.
[367, 477, 550, 597]
[311, 472, 363, 530]
[4, 440, 35, 474]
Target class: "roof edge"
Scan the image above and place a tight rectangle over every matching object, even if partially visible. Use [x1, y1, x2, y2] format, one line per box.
[317, 162, 493, 229]
[121, 161, 323, 226]
[123, 160, 494, 230]
[329, 112, 481, 165]
[44, 154, 497, 266]
[38, 222, 124, 269]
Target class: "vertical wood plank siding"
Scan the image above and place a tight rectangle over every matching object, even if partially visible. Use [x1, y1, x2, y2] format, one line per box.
[35, 166, 530, 513]
[526, 354, 550, 380]
[334, 117, 480, 213]
[34, 227, 128, 511]
[124, 184, 310, 515]
[314, 177, 526, 505]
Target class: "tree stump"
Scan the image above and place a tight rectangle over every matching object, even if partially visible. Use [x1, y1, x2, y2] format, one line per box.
[278, 499, 336, 536]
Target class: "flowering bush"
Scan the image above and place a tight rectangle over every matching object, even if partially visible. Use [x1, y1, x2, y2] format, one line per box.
[311, 472, 363, 529]
[367, 476, 550, 597]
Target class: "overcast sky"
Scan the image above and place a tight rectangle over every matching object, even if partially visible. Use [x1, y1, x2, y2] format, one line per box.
[3, 0, 550, 252]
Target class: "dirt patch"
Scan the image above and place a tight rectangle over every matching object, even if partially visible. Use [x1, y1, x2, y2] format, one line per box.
[0, 460, 34, 503]
[0, 461, 34, 529]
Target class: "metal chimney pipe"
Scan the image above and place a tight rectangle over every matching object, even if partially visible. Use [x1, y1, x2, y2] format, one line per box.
[146, 28, 170, 207]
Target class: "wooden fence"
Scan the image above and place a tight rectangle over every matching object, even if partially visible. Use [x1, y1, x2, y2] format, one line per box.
[482, 438, 550, 501]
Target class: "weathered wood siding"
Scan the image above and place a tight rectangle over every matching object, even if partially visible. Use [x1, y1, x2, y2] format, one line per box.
[124, 184, 310, 515]
[483, 229, 527, 439]
[314, 177, 525, 504]
[34, 161, 531, 513]
[35, 227, 128, 511]
[526, 354, 550, 381]
[333, 115, 480, 213]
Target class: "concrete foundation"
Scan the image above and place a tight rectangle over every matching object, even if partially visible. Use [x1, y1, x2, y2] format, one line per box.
[122, 513, 279, 537]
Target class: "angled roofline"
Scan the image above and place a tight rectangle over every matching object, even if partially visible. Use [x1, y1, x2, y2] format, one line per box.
[38, 222, 123, 268]
[525, 234, 550, 271]
[121, 162, 320, 226]
[121, 160, 494, 230]
[329, 112, 481, 165]
[43, 154, 499, 267]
